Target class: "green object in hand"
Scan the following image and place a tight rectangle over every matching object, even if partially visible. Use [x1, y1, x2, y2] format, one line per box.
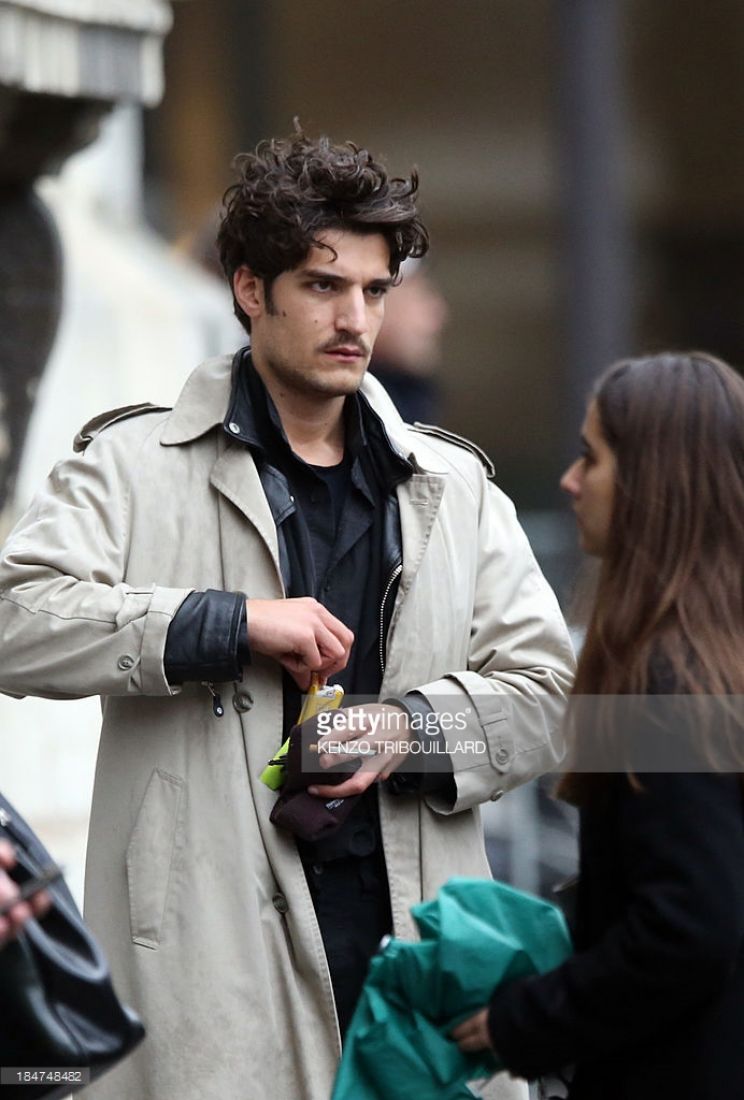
[331, 877, 573, 1100]
[259, 675, 344, 790]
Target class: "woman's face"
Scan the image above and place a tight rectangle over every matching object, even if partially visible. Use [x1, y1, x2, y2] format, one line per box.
[561, 400, 617, 557]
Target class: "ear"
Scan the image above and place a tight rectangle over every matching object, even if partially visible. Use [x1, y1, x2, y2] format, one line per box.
[233, 265, 265, 320]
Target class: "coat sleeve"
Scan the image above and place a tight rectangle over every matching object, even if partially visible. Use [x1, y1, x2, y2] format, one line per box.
[0, 428, 193, 699]
[415, 475, 576, 814]
[486, 771, 744, 1079]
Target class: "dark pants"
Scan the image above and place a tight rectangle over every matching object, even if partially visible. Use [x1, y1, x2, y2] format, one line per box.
[304, 848, 392, 1038]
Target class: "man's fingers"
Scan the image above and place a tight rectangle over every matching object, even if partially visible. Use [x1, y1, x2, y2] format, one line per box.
[310, 757, 390, 797]
[317, 604, 354, 651]
[308, 773, 376, 798]
[247, 598, 353, 678]
[316, 709, 374, 748]
[289, 668, 312, 691]
[315, 624, 350, 664]
[281, 655, 317, 690]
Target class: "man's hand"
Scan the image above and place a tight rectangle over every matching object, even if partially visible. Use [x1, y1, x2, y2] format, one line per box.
[246, 597, 354, 689]
[307, 703, 412, 797]
[450, 1007, 493, 1053]
[0, 840, 50, 949]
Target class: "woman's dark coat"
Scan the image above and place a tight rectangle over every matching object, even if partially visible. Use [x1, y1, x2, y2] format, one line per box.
[488, 763, 744, 1099]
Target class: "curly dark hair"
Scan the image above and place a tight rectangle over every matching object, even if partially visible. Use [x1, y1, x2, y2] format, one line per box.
[217, 128, 429, 333]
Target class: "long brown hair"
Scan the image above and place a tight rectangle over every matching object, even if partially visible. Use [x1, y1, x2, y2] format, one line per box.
[558, 352, 744, 802]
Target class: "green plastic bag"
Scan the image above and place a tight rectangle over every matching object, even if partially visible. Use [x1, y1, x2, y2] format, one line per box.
[331, 877, 572, 1100]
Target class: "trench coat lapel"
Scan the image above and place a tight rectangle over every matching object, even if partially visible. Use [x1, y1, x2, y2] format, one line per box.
[209, 436, 285, 598]
[397, 473, 446, 598]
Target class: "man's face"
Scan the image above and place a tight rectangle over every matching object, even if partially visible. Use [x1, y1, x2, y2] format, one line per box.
[235, 230, 393, 401]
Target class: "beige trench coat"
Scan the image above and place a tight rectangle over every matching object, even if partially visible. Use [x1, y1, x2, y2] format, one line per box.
[0, 356, 575, 1100]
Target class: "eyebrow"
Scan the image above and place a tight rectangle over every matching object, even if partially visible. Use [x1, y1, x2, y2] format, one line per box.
[302, 268, 395, 290]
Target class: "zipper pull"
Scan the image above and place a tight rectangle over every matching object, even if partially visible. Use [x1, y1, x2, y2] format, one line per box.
[202, 682, 224, 718]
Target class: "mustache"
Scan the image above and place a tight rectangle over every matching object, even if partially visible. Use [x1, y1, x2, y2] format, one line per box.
[318, 334, 369, 356]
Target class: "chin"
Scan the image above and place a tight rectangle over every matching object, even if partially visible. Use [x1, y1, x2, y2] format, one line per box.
[308, 367, 367, 397]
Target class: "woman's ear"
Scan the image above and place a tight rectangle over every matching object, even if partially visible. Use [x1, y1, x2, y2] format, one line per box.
[233, 266, 264, 321]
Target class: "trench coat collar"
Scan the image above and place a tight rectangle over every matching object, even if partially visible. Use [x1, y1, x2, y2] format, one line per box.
[158, 350, 451, 477]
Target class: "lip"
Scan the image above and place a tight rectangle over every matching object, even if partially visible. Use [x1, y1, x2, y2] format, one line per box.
[324, 347, 364, 359]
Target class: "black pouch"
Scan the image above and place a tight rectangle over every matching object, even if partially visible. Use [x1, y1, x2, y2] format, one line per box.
[0, 792, 144, 1099]
[269, 717, 362, 842]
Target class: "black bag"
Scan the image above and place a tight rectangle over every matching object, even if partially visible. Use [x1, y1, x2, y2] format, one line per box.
[269, 716, 362, 842]
[0, 793, 144, 1099]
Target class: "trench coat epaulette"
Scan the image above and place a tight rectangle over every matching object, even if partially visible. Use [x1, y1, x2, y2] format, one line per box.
[73, 403, 172, 454]
[409, 422, 496, 479]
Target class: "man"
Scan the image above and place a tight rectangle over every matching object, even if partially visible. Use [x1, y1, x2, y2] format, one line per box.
[0, 131, 574, 1100]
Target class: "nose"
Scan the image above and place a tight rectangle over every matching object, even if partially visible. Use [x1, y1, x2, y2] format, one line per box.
[560, 459, 581, 497]
[336, 288, 367, 336]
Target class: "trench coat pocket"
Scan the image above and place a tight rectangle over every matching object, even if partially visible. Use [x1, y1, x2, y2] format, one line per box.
[126, 768, 184, 948]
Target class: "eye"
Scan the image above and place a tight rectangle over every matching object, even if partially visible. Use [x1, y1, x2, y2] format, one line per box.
[366, 284, 389, 300]
[309, 279, 335, 293]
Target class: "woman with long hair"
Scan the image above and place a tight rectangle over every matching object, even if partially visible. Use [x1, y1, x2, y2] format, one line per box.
[452, 352, 744, 1099]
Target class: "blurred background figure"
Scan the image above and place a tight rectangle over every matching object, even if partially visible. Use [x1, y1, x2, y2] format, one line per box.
[369, 259, 448, 425]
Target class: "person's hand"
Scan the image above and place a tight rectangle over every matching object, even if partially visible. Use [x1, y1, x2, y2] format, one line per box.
[0, 840, 50, 949]
[451, 1008, 493, 1053]
[246, 598, 354, 689]
[307, 703, 412, 797]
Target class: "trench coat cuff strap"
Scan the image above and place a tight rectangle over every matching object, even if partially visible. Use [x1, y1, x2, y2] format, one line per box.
[412, 674, 511, 815]
[141, 587, 194, 695]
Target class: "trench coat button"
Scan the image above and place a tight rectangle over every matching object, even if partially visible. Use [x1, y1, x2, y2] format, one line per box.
[228, 421, 241, 434]
[272, 892, 289, 914]
[117, 655, 135, 671]
[232, 690, 254, 714]
[490, 790, 503, 802]
[495, 747, 509, 765]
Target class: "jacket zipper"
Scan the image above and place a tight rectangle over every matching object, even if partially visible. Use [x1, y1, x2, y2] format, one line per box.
[379, 563, 403, 674]
[202, 681, 225, 718]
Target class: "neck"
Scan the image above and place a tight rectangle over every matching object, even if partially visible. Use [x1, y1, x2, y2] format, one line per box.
[253, 357, 347, 466]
